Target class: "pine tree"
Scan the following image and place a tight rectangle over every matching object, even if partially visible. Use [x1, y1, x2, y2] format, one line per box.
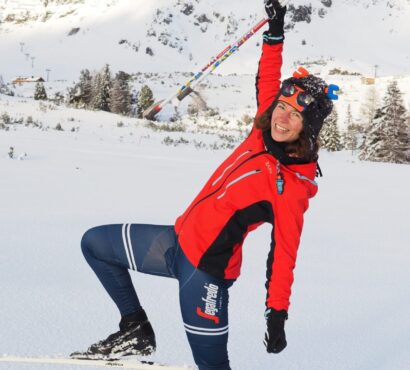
[109, 71, 132, 115]
[359, 80, 409, 163]
[342, 124, 359, 155]
[346, 104, 353, 128]
[359, 108, 386, 161]
[78, 69, 93, 108]
[137, 85, 154, 118]
[0, 75, 13, 96]
[319, 106, 341, 151]
[67, 69, 93, 108]
[67, 84, 80, 106]
[359, 85, 378, 128]
[34, 82, 47, 100]
[407, 116, 410, 161]
[91, 64, 112, 111]
[130, 88, 138, 116]
[90, 72, 102, 110]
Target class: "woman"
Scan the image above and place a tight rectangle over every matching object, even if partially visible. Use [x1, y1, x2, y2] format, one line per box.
[71, 1, 336, 369]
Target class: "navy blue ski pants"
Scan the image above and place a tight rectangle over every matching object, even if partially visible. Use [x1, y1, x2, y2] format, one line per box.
[81, 224, 234, 370]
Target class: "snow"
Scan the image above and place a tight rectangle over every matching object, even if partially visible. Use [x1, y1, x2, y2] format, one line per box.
[1, 1, 410, 369]
[2, 0, 410, 132]
[1, 92, 410, 370]
[1, 0, 410, 83]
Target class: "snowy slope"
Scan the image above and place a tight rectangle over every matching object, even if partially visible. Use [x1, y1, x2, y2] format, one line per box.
[0, 99, 410, 370]
[1, 0, 410, 83]
[5, 69, 410, 133]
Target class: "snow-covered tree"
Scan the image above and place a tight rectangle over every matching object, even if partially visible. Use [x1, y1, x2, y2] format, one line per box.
[77, 69, 93, 108]
[345, 104, 353, 128]
[359, 85, 378, 128]
[109, 71, 132, 115]
[90, 73, 102, 110]
[359, 80, 409, 163]
[137, 85, 154, 118]
[130, 88, 138, 116]
[319, 106, 342, 151]
[34, 82, 47, 100]
[407, 116, 410, 161]
[53, 91, 65, 105]
[67, 69, 93, 108]
[91, 64, 112, 111]
[342, 124, 359, 154]
[359, 108, 386, 161]
[0, 75, 14, 96]
[1, 112, 11, 125]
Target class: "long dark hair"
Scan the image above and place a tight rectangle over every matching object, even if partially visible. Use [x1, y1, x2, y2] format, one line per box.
[253, 100, 319, 162]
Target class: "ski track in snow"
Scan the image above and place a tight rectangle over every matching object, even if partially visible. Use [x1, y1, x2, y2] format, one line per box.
[0, 98, 410, 370]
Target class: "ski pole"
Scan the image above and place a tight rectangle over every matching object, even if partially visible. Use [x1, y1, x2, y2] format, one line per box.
[143, 0, 290, 120]
[143, 18, 268, 119]
[183, 1, 291, 99]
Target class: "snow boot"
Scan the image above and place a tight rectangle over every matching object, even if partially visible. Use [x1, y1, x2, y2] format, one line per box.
[70, 309, 156, 360]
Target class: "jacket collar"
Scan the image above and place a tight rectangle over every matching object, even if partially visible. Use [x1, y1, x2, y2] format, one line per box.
[262, 129, 308, 165]
[262, 128, 318, 181]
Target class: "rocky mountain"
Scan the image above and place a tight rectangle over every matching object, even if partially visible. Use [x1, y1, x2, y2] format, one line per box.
[0, 0, 409, 82]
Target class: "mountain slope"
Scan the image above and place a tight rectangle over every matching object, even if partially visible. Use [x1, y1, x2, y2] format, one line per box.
[1, 0, 410, 82]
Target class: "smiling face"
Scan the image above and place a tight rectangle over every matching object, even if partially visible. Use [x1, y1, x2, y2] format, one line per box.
[270, 101, 304, 143]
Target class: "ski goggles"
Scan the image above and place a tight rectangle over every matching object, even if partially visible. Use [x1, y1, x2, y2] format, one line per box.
[278, 82, 315, 112]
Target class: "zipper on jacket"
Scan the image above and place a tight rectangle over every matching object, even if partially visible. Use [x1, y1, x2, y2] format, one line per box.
[178, 150, 268, 231]
[217, 169, 262, 199]
[211, 150, 252, 187]
[295, 172, 318, 186]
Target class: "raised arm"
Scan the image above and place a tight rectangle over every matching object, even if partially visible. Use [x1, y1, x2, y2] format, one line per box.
[255, 0, 287, 116]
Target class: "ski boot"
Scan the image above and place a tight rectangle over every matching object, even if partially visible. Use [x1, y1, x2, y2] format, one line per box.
[70, 309, 156, 360]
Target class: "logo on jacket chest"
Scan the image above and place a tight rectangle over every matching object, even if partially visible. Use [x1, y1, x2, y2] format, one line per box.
[265, 161, 273, 174]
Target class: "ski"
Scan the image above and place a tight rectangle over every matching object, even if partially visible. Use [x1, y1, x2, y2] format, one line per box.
[0, 356, 191, 370]
[142, 0, 290, 120]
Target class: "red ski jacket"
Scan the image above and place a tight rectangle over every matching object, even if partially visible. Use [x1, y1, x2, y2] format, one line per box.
[175, 42, 318, 311]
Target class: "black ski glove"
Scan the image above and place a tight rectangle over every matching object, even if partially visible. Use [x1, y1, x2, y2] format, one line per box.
[263, 0, 287, 44]
[264, 308, 288, 354]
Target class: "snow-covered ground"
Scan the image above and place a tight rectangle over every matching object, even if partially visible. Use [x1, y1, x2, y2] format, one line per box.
[1, 93, 409, 370]
[6, 69, 410, 133]
[1, 1, 409, 369]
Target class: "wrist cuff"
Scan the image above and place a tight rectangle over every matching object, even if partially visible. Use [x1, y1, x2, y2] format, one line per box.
[265, 308, 288, 320]
[263, 30, 284, 45]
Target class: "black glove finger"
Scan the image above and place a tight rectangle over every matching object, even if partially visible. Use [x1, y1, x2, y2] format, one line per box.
[273, 1, 287, 19]
[272, 335, 287, 353]
[265, 0, 287, 19]
[265, 332, 277, 353]
[264, 0, 276, 20]
[263, 331, 270, 349]
[265, 331, 287, 354]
